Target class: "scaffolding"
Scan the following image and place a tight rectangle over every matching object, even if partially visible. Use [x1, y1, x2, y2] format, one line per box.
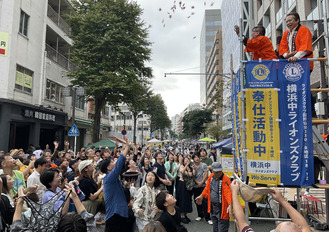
[234, 0, 329, 226]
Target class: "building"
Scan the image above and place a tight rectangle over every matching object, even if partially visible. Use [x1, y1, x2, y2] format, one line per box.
[200, 9, 222, 107]
[109, 104, 150, 145]
[0, 0, 112, 152]
[205, 28, 224, 126]
[221, 0, 242, 130]
[171, 114, 180, 135]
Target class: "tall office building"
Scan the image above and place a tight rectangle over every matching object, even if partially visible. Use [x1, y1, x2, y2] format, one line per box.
[200, 9, 221, 107]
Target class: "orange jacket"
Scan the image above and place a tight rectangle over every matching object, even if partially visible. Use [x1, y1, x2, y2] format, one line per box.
[244, 36, 277, 61]
[279, 25, 313, 70]
[201, 173, 232, 219]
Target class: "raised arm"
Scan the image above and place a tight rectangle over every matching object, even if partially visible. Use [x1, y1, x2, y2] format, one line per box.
[230, 180, 248, 232]
[271, 188, 311, 232]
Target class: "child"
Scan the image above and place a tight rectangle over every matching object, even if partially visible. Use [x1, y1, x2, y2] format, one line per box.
[155, 191, 186, 232]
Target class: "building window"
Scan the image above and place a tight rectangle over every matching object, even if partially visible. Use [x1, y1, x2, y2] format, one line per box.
[75, 96, 85, 110]
[15, 65, 33, 93]
[102, 106, 109, 118]
[19, 10, 29, 37]
[46, 79, 64, 103]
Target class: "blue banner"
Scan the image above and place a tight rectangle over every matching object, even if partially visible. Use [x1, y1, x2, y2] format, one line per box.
[278, 60, 314, 186]
[246, 60, 278, 88]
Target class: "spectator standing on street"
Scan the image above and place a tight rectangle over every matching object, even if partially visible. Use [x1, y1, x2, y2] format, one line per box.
[102, 136, 130, 232]
[0, 154, 26, 199]
[154, 152, 171, 188]
[133, 171, 161, 231]
[196, 162, 233, 232]
[164, 153, 177, 195]
[177, 156, 195, 224]
[199, 148, 213, 171]
[192, 153, 211, 224]
[27, 157, 48, 202]
[78, 160, 103, 215]
[156, 190, 185, 232]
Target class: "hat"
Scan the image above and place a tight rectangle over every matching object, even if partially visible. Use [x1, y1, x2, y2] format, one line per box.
[238, 180, 272, 202]
[78, 160, 93, 173]
[10, 149, 23, 157]
[211, 162, 223, 172]
[69, 159, 79, 169]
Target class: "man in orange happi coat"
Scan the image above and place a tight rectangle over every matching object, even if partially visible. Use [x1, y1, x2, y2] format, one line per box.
[234, 25, 277, 61]
[279, 12, 313, 70]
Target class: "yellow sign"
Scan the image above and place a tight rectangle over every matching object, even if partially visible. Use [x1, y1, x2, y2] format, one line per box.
[246, 89, 281, 185]
[0, 32, 9, 56]
[16, 71, 24, 86]
[221, 154, 234, 178]
[24, 74, 32, 89]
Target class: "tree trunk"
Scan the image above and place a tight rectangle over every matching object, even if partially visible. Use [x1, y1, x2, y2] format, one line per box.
[133, 112, 138, 144]
[92, 97, 106, 143]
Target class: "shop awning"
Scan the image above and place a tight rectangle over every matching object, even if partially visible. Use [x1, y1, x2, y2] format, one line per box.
[212, 138, 232, 149]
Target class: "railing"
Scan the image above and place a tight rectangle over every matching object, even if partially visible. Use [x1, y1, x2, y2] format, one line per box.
[47, 5, 71, 35]
[45, 44, 76, 71]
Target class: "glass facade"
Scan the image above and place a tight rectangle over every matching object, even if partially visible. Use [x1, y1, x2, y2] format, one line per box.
[221, 0, 241, 130]
[200, 9, 221, 106]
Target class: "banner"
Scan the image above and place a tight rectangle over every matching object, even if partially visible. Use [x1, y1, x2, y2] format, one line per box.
[0, 32, 9, 56]
[245, 61, 281, 185]
[232, 70, 244, 179]
[278, 60, 314, 186]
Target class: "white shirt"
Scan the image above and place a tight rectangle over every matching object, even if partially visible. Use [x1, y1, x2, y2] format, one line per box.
[27, 169, 46, 203]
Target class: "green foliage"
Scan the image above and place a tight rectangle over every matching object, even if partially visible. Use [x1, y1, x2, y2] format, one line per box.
[66, 0, 152, 141]
[182, 109, 213, 138]
[144, 94, 171, 132]
[207, 124, 230, 141]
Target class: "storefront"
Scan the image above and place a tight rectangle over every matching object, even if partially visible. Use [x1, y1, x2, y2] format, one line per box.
[0, 99, 66, 152]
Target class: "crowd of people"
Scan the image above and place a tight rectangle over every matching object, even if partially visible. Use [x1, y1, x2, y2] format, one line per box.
[0, 135, 312, 232]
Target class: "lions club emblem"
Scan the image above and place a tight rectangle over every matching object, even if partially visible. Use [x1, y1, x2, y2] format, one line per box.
[252, 65, 270, 81]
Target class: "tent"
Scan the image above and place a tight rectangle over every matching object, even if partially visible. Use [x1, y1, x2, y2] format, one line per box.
[212, 138, 232, 149]
[146, 138, 162, 143]
[198, 137, 216, 142]
[84, 139, 119, 150]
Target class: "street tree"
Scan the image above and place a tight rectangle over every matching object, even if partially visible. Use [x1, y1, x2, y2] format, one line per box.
[67, 0, 152, 142]
[207, 124, 230, 141]
[182, 109, 213, 138]
[145, 94, 171, 138]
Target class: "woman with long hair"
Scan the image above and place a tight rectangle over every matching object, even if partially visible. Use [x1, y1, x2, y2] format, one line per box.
[0, 174, 15, 229]
[176, 156, 195, 224]
[140, 156, 153, 186]
[164, 153, 177, 195]
[132, 171, 161, 231]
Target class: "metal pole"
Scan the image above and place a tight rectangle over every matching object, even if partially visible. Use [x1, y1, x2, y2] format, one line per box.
[74, 136, 77, 157]
[321, 0, 329, 89]
[239, 0, 249, 223]
[72, 87, 76, 154]
[141, 121, 144, 145]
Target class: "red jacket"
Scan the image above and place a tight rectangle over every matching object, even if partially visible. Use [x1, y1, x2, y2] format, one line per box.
[279, 25, 313, 70]
[244, 36, 277, 61]
[201, 173, 232, 219]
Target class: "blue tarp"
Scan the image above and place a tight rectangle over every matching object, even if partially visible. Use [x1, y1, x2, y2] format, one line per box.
[212, 138, 232, 149]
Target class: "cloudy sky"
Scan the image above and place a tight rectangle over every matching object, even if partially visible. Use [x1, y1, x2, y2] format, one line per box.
[136, 0, 223, 118]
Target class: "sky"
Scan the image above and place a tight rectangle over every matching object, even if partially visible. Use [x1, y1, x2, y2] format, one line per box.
[136, 0, 223, 118]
